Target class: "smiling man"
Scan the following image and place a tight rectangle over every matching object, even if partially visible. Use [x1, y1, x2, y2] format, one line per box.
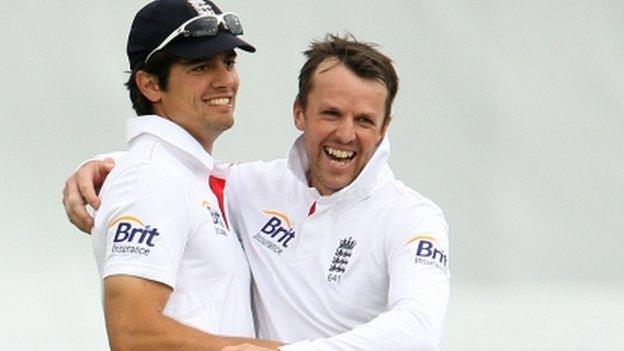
[86, 0, 282, 350]
[223, 36, 450, 350]
[294, 57, 390, 195]
[64, 34, 450, 350]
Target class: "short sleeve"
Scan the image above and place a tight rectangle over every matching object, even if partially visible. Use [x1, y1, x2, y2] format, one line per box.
[93, 163, 192, 289]
[386, 201, 450, 298]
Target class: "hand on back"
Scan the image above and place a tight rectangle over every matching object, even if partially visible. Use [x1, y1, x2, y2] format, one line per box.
[62, 158, 115, 233]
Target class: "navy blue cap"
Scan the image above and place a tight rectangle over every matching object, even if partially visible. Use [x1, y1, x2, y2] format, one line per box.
[127, 0, 255, 69]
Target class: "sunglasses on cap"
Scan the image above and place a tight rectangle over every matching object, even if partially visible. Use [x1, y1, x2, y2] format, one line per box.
[145, 12, 244, 64]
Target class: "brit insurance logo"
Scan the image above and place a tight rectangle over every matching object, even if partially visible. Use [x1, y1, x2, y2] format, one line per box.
[202, 200, 228, 236]
[327, 236, 357, 283]
[252, 210, 296, 255]
[107, 215, 160, 256]
[406, 234, 448, 273]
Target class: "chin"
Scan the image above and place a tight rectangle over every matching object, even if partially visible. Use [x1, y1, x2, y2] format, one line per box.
[220, 117, 235, 130]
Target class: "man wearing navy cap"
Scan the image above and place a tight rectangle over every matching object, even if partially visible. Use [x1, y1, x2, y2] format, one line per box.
[86, 0, 280, 349]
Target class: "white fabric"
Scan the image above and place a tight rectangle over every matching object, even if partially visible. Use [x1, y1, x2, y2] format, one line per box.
[226, 135, 450, 350]
[92, 116, 254, 337]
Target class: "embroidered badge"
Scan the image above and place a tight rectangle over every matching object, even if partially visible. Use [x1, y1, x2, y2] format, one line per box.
[327, 236, 356, 282]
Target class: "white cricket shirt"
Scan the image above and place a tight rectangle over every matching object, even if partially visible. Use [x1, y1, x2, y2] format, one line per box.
[92, 116, 254, 336]
[226, 135, 450, 350]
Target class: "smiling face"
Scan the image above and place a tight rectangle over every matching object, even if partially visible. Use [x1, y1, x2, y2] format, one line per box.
[294, 58, 390, 196]
[144, 51, 239, 152]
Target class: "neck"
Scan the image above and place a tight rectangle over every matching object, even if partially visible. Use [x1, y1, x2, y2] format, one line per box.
[152, 114, 217, 154]
[194, 133, 216, 154]
[306, 171, 337, 196]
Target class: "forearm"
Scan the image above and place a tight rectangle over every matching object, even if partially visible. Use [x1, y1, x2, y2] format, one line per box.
[280, 282, 449, 351]
[104, 276, 281, 351]
[106, 313, 280, 351]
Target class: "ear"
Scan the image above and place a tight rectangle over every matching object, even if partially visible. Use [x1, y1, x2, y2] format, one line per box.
[293, 100, 305, 132]
[135, 70, 162, 103]
[376, 116, 392, 146]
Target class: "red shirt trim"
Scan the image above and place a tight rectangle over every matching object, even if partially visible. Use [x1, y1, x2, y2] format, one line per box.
[209, 175, 228, 228]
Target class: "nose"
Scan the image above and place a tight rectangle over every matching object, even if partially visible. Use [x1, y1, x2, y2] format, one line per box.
[211, 62, 238, 89]
[334, 117, 355, 144]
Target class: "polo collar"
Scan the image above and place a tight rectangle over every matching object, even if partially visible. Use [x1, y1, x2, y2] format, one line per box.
[286, 134, 393, 203]
[127, 115, 215, 174]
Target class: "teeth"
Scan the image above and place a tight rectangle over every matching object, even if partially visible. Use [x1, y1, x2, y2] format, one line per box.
[206, 97, 230, 106]
[325, 147, 354, 159]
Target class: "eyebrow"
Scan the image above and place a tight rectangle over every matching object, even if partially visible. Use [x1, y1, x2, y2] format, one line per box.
[183, 51, 238, 65]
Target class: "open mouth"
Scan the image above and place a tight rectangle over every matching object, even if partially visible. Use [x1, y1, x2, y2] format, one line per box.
[324, 146, 356, 164]
[205, 97, 231, 106]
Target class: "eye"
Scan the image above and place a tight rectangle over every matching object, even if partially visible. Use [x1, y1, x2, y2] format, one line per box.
[322, 109, 340, 118]
[224, 57, 237, 70]
[356, 116, 375, 126]
[190, 63, 211, 73]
